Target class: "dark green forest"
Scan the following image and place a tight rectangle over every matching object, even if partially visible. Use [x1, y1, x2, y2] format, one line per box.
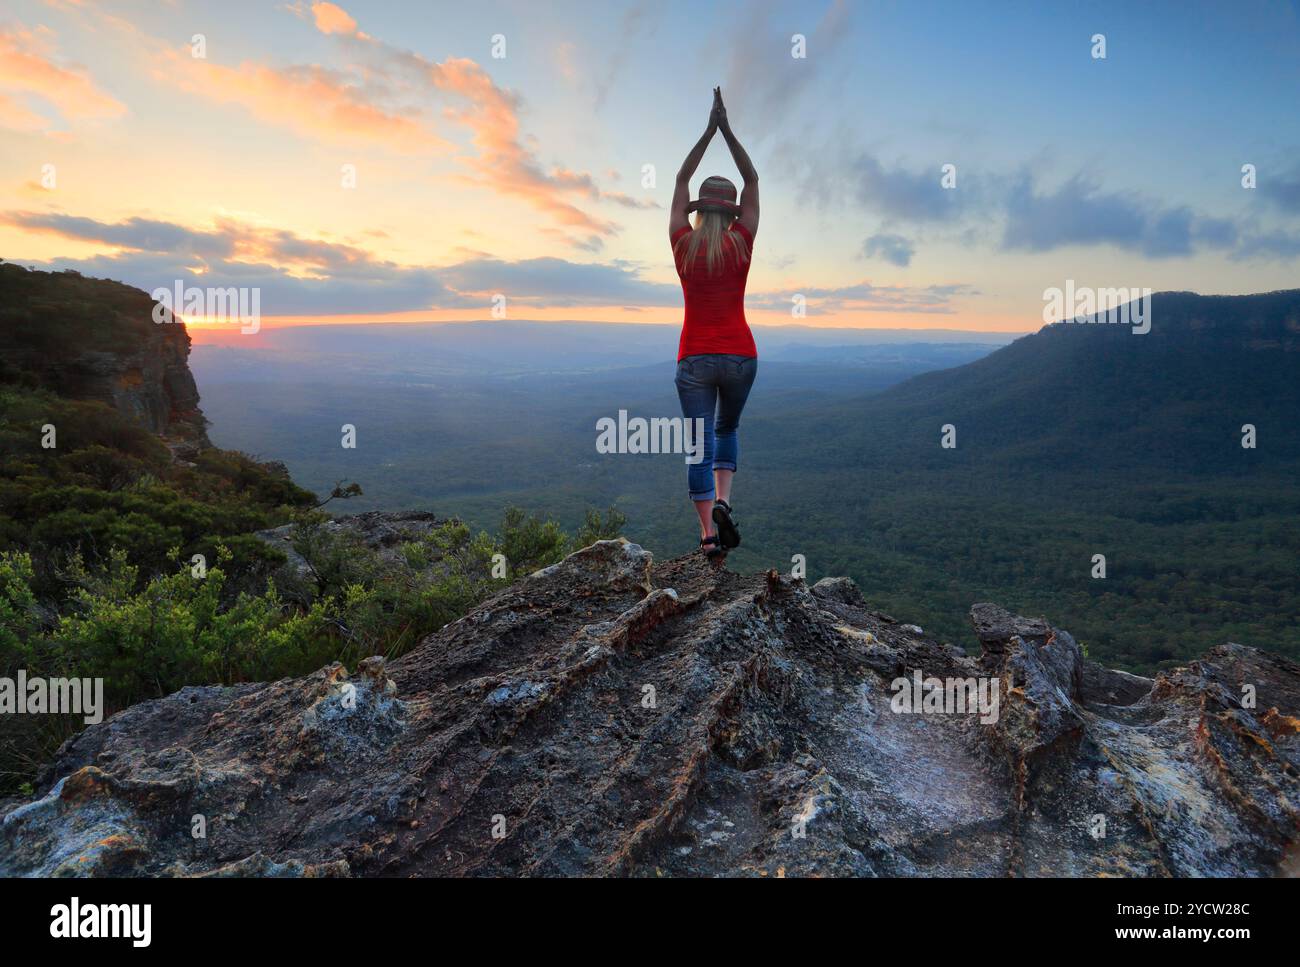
[197, 291, 1300, 675]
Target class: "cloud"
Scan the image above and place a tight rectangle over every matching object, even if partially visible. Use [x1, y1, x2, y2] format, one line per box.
[8, 205, 984, 317]
[790, 135, 1294, 264]
[1001, 173, 1237, 258]
[1259, 165, 1300, 215]
[427, 55, 624, 236]
[154, 2, 644, 244]
[173, 56, 450, 152]
[862, 233, 915, 267]
[553, 41, 579, 84]
[7, 211, 236, 257]
[602, 191, 659, 210]
[3, 209, 462, 312]
[852, 155, 965, 222]
[307, 4, 647, 232]
[440, 256, 679, 307]
[45, 252, 461, 315]
[2, 209, 679, 313]
[0, 24, 125, 131]
[777, 136, 972, 227]
[1231, 228, 1300, 260]
[47, 0, 642, 246]
[310, 2, 357, 36]
[747, 280, 977, 314]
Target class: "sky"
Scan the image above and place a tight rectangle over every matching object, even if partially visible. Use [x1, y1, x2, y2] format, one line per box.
[2, 0, 1299, 337]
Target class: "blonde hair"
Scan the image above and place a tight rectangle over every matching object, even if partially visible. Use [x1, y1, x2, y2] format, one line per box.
[674, 210, 751, 276]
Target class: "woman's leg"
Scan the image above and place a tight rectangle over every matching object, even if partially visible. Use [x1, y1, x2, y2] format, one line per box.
[714, 468, 734, 504]
[712, 356, 758, 497]
[691, 498, 715, 540]
[674, 357, 719, 539]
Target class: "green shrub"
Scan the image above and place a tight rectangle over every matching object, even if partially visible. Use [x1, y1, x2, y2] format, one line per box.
[0, 504, 624, 793]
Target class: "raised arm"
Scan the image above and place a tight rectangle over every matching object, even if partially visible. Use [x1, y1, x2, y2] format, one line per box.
[716, 90, 759, 238]
[670, 96, 719, 237]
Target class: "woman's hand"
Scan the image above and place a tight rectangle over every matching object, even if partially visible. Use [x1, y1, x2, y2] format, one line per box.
[710, 87, 728, 132]
[675, 94, 724, 234]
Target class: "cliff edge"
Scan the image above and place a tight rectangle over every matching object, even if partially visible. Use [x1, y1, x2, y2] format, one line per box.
[0, 261, 209, 449]
[2, 539, 1296, 877]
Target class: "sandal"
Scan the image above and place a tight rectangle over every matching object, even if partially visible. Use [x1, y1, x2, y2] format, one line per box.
[712, 499, 741, 549]
[699, 535, 726, 559]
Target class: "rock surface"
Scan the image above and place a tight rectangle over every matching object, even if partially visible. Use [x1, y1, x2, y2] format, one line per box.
[2, 540, 1296, 877]
[67, 335, 208, 445]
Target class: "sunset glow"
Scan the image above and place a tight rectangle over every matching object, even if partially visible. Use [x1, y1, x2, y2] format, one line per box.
[3, 0, 1298, 335]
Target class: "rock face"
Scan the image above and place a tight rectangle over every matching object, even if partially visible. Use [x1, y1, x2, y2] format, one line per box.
[0, 263, 210, 447]
[2, 540, 1296, 877]
[67, 331, 209, 445]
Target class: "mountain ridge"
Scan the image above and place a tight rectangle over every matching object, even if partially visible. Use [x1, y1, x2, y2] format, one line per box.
[773, 287, 1300, 475]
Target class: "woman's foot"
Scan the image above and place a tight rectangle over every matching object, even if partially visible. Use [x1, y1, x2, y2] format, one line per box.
[699, 535, 726, 560]
[712, 499, 740, 549]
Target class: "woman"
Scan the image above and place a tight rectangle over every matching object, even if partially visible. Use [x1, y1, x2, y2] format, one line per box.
[670, 87, 760, 560]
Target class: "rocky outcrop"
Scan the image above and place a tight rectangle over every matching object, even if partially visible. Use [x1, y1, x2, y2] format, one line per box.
[1, 541, 1296, 877]
[64, 331, 209, 445]
[0, 262, 210, 447]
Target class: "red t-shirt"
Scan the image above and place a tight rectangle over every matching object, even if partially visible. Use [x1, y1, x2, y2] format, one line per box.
[671, 221, 757, 361]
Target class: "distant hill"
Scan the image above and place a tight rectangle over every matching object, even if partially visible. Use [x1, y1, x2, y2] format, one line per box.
[185, 288, 1300, 673]
[817, 289, 1300, 477]
[740, 290, 1300, 670]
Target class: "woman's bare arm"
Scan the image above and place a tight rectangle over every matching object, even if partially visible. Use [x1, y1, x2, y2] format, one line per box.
[716, 91, 759, 238]
[670, 105, 718, 237]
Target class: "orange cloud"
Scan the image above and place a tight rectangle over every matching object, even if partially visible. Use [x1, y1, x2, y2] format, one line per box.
[0, 25, 125, 129]
[428, 57, 616, 235]
[304, 3, 641, 241]
[47, 0, 646, 246]
[162, 52, 450, 153]
[311, 2, 357, 36]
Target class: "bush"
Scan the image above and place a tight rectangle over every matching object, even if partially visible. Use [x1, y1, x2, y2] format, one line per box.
[0, 504, 625, 793]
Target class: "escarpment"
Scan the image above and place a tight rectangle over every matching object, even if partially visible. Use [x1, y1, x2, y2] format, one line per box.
[2, 539, 1296, 877]
[0, 261, 210, 448]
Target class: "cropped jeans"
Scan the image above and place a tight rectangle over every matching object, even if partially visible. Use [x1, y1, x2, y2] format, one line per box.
[673, 353, 758, 501]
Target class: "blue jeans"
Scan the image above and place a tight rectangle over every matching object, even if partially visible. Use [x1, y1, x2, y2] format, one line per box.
[674, 353, 758, 501]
